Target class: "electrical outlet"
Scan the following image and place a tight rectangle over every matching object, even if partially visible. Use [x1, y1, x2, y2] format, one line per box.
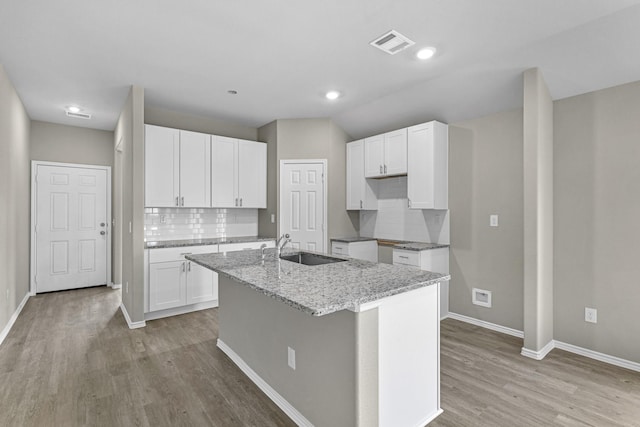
[271, 214, 275, 224]
[6, 289, 9, 300]
[287, 346, 296, 370]
[129, 221, 132, 234]
[585, 307, 597, 323]
[490, 214, 499, 227]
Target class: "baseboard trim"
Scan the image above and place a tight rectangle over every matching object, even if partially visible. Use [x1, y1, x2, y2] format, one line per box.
[521, 340, 555, 360]
[447, 312, 524, 338]
[414, 408, 444, 427]
[0, 292, 30, 348]
[120, 303, 146, 329]
[110, 283, 122, 290]
[144, 300, 218, 321]
[217, 339, 313, 427]
[554, 340, 640, 373]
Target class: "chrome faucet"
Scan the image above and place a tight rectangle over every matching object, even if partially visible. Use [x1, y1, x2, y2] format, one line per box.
[275, 233, 290, 258]
[260, 243, 268, 262]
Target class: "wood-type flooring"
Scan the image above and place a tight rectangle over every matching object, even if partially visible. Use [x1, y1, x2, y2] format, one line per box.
[1, 286, 638, 426]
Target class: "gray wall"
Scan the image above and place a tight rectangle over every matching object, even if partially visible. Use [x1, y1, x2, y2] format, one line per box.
[275, 118, 358, 246]
[0, 65, 31, 334]
[449, 109, 524, 330]
[30, 120, 114, 167]
[554, 80, 640, 362]
[522, 68, 554, 352]
[257, 120, 278, 237]
[145, 106, 257, 141]
[114, 86, 145, 323]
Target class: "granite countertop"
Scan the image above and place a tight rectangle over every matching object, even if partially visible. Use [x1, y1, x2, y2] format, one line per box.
[330, 237, 378, 243]
[393, 242, 449, 251]
[186, 248, 449, 317]
[145, 236, 275, 249]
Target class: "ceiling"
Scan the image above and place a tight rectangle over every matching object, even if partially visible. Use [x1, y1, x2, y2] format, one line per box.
[2, 0, 640, 139]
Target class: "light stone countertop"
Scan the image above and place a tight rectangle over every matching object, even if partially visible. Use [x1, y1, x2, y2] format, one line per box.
[186, 248, 450, 317]
[145, 236, 275, 249]
[330, 237, 378, 243]
[392, 242, 449, 251]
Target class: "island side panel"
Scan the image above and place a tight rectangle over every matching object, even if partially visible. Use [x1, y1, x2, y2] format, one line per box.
[356, 308, 379, 427]
[217, 275, 360, 426]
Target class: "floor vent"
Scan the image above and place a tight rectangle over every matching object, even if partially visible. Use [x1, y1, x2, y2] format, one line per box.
[472, 288, 492, 308]
[66, 111, 92, 119]
[370, 30, 415, 55]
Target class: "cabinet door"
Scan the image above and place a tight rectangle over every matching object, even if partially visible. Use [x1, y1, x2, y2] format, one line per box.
[407, 123, 435, 209]
[149, 261, 186, 311]
[364, 134, 385, 178]
[384, 128, 407, 176]
[346, 141, 364, 209]
[179, 130, 211, 207]
[145, 125, 179, 207]
[237, 140, 266, 208]
[186, 261, 218, 305]
[211, 135, 238, 207]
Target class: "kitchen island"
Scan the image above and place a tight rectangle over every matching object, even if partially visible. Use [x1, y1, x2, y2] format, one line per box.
[187, 249, 449, 427]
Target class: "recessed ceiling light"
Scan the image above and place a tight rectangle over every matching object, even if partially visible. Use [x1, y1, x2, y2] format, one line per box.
[67, 106, 81, 113]
[416, 47, 437, 60]
[326, 91, 340, 100]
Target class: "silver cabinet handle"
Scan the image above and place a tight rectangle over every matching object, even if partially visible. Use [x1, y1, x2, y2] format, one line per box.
[175, 196, 179, 206]
[240, 198, 243, 207]
[360, 200, 363, 209]
[181, 262, 186, 272]
[399, 255, 409, 259]
[188, 261, 191, 272]
[384, 164, 387, 174]
[181, 196, 184, 206]
[180, 252, 192, 256]
[235, 198, 238, 206]
[408, 198, 411, 208]
[379, 165, 383, 174]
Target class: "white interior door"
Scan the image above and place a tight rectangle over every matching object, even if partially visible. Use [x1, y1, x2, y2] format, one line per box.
[34, 163, 109, 293]
[280, 161, 326, 252]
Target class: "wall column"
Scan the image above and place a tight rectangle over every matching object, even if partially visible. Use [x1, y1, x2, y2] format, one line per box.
[522, 68, 554, 359]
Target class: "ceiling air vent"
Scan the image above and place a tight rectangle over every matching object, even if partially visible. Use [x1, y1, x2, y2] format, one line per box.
[66, 111, 92, 120]
[370, 30, 415, 55]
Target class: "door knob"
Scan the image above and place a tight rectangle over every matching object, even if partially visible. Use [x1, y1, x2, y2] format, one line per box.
[100, 223, 106, 227]
[100, 231, 106, 235]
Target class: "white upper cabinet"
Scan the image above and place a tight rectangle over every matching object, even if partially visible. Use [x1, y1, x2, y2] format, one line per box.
[237, 139, 267, 208]
[211, 135, 237, 207]
[346, 140, 377, 210]
[407, 121, 449, 209]
[364, 129, 407, 178]
[179, 130, 211, 207]
[211, 136, 266, 208]
[145, 125, 180, 207]
[145, 125, 211, 208]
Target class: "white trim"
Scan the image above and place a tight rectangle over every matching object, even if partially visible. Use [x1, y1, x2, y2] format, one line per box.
[554, 340, 640, 373]
[279, 159, 329, 253]
[447, 312, 524, 338]
[0, 293, 30, 348]
[521, 340, 554, 360]
[110, 283, 122, 290]
[217, 339, 314, 427]
[144, 300, 218, 321]
[30, 161, 112, 294]
[414, 409, 444, 427]
[120, 303, 146, 329]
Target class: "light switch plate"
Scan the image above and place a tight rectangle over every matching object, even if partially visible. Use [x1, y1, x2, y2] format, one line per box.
[490, 214, 499, 227]
[287, 346, 296, 370]
[585, 307, 597, 323]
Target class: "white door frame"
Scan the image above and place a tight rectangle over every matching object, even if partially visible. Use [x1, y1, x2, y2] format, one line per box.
[279, 159, 328, 252]
[30, 161, 112, 294]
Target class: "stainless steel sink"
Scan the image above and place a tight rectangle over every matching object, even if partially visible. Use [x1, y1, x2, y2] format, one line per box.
[279, 252, 346, 266]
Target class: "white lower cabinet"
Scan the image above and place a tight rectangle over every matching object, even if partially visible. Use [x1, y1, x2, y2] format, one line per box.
[331, 240, 378, 262]
[146, 245, 219, 317]
[393, 247, 450, 318]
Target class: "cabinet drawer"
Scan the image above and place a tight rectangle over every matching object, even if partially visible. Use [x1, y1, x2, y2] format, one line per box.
[393, 250, 420, 267]
[149, 244, 218, 263]
[331, 242, 349, 256]
[219, 240, 275, 253]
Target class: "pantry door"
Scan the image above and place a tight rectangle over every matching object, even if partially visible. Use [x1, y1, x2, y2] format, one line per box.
[280, 160, 327, 253]
[31, 162, 111, 293]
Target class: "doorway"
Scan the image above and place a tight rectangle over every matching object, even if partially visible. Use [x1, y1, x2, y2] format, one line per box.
[30, 161, 112, 293]
[279, 160, 327, 252]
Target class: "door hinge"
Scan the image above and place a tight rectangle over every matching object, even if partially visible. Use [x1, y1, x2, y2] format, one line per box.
[34, 275, 37, 284]
[322, 173, 324, 183]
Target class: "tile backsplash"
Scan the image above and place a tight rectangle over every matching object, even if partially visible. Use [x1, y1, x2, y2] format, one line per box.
[144, 208, 258, 241]
[359, 176, 450, 244]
